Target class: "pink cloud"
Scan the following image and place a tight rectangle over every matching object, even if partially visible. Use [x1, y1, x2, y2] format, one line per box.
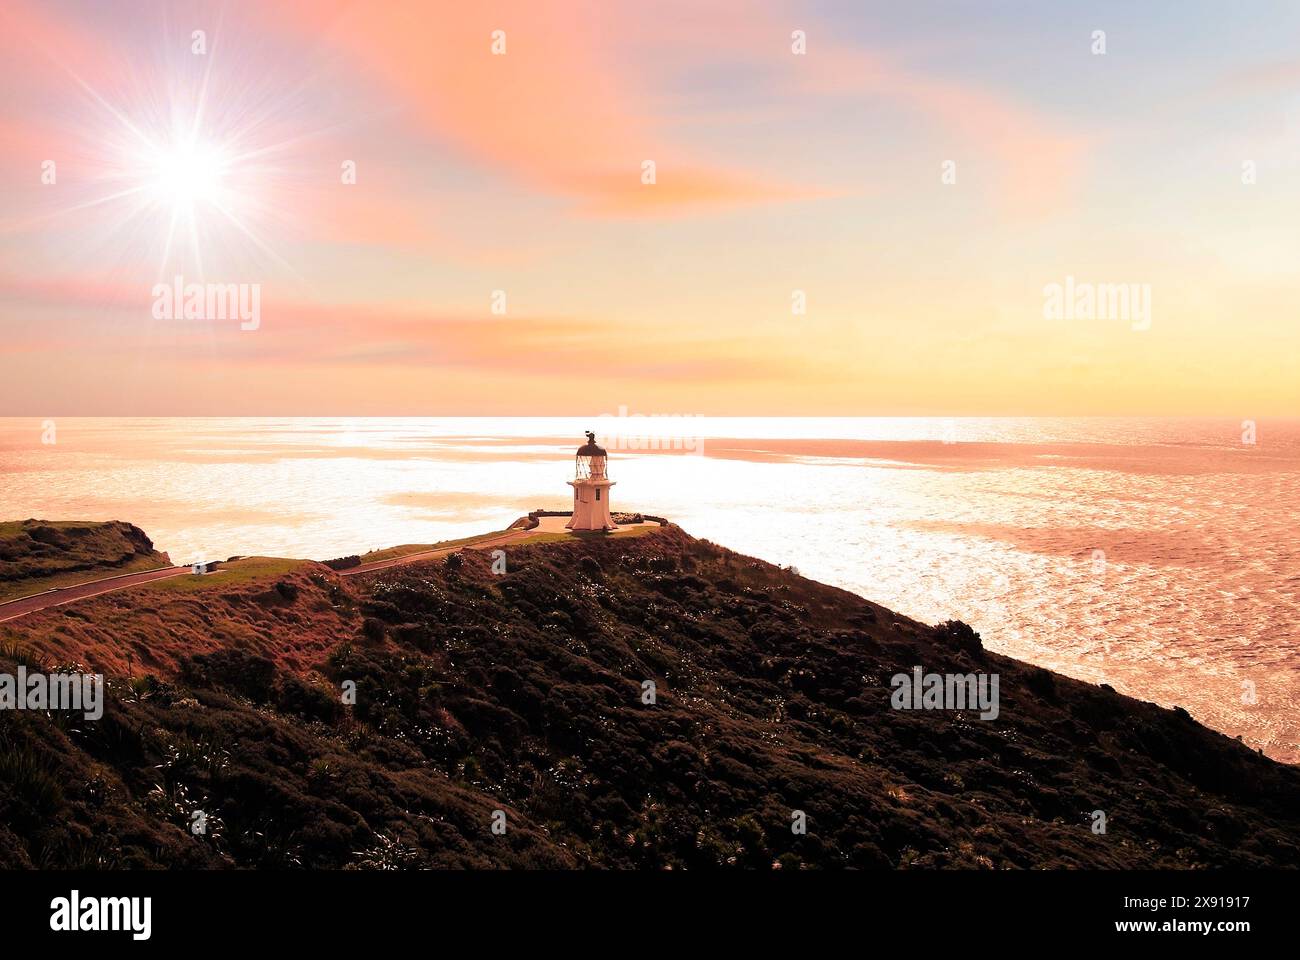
[246, 0, 819, 216]
[686, 7, 1090, 219]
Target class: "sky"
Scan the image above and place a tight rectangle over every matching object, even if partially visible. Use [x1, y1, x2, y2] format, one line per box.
[0, 0, 1297, 416]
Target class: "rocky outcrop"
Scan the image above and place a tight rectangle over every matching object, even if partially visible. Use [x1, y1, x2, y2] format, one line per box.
[0, 520, 170, 584]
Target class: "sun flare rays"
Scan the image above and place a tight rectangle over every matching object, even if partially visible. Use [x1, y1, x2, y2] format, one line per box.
[41, 28, 322, 287]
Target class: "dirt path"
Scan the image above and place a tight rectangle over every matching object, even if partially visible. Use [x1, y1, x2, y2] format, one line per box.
[338, 527, 537, 577]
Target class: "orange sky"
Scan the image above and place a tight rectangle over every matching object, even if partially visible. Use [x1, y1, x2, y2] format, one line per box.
[0, 0, 1297, 416]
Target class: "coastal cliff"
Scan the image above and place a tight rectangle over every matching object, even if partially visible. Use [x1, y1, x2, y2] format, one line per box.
[0, 522, 1297, 869]
[0, 520, 170, 603]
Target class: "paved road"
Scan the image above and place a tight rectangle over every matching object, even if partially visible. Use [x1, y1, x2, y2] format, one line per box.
[0, 519, 657, 623]
[0, 566, 189, 624]
[0, 526, 538, 623]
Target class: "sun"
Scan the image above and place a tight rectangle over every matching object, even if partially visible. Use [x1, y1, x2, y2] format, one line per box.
[50, 31, 313, 281]
[117, 125, 245, 274]
[147, 136, 231, 214]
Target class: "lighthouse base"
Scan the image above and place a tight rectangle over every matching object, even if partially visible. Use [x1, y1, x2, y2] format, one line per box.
[566, 479, 616, 532]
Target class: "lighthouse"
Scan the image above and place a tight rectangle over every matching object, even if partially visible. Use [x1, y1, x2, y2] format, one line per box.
[567, 431, 616, 532]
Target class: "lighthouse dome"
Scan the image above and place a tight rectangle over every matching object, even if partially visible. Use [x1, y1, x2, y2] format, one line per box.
[576, 432, 606, 457]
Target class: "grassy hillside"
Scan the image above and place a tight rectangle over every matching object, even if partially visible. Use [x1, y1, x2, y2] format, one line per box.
[0, 520, 172, 602]
[353, 531, 510, 566]
[0, 524, 1297, 869]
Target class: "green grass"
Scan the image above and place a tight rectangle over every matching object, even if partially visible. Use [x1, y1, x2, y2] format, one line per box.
[0, 519, 103, 538]
[357, 530, 510, 565]
[142, 557, 305, 593]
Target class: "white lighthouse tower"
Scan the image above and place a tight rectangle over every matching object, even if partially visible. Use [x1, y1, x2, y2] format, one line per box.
[567, 431, 616, 532]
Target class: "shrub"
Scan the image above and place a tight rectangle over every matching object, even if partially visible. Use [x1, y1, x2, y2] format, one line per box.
[0, 740, 63, 815]
[934, 619, 983, 655]
[181, 649, 276, 703]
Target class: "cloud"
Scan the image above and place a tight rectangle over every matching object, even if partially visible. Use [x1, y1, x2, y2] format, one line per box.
[0, 2, 115, 82]
[236, 299, 800, 382]
[247, 0, 819, 216]
[711, 10, 1090, 219]
[0, 272, 802, 383]
[1214, 59, 1300, 96]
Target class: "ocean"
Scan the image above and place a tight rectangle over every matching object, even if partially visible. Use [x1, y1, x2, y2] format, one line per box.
[2, 416, 1297, 761]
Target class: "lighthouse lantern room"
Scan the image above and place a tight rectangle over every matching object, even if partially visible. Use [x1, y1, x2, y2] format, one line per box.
[567, 431, 616, 532]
